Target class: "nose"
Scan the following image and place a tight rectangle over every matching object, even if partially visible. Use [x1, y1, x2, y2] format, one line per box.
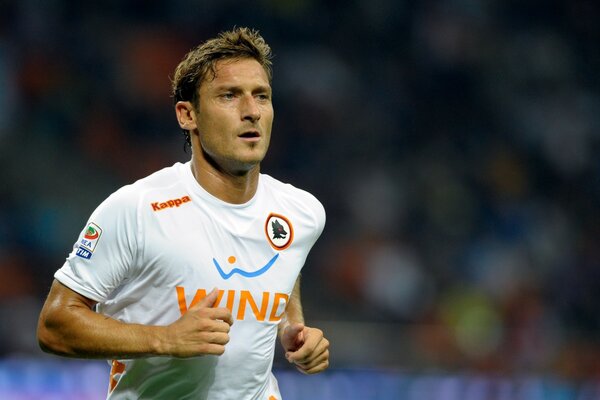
[240, 95, 261, 122]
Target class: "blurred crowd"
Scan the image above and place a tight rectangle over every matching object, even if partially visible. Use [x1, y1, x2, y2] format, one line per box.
[1, 0, 599, 379]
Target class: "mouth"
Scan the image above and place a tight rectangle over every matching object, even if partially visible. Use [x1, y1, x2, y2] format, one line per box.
[238, 130, 261, 142]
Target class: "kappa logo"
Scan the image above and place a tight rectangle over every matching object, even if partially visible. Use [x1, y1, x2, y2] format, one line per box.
[265, 213, 294, 250]
[151, 195, 191, 212]
[76, 222, 103, 259]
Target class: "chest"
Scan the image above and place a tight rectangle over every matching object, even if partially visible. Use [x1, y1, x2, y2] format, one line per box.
[136, 200, 308, 297]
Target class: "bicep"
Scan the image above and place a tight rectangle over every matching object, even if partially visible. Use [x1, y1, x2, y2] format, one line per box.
[39, 279, 97, 332]
[37, 279, 99, 355]
[45, 279, 97, 311]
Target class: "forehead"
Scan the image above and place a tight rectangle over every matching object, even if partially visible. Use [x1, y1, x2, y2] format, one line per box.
[202, 58, 270, 91]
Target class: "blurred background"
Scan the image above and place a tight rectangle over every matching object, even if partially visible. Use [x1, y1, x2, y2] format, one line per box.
[1, 0, 600, 398]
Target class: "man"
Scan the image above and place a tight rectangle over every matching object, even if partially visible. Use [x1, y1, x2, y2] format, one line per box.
[37, 27, 329, 400]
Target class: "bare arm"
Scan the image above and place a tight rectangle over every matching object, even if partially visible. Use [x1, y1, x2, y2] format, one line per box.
[278, 275, 304, 338]
[279, 275, 330, 374]
[37, 279, 233, 359]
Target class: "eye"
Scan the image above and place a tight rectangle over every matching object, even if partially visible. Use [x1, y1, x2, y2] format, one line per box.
[220, 92, 235, 100]
[256, 93, 271, 102]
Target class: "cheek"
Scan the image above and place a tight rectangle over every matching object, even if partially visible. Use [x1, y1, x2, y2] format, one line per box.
[262, 110, 274, 132]
[196, 104, 230, 132]
[197, 124, 225, 154]
[197, 114, 228, 140]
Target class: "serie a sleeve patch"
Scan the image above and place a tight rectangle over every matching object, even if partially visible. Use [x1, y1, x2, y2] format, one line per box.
[75, 222, 103, 259]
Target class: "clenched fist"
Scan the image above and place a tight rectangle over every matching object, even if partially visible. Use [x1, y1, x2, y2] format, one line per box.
[162, 288, 233, 357]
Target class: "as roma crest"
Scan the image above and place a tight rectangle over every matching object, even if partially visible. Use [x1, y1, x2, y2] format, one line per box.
[265, 213, 294, 250]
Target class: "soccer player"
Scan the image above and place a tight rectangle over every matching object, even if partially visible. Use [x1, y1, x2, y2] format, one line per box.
[37, 27, 330, 399]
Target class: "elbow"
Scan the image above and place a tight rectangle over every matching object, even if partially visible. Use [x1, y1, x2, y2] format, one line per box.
[37, 317, 62, 355]
[37, 311, 75, 357]
[37, 335, 57, 355]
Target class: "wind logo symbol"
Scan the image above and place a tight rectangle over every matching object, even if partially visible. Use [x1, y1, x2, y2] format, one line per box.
[213, 254, 279, 280]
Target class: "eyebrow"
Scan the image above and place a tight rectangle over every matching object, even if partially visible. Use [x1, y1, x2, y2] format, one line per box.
[213, 84, 272, 93]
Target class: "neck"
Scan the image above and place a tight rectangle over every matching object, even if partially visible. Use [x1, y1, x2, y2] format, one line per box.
[190, 154, 260, 205]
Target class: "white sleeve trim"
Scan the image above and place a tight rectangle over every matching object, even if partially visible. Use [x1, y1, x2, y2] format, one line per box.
[55, 268, 106, 303]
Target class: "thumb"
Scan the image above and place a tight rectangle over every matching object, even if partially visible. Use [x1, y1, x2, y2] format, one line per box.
[191, 288, 220, 310]
[283, 323, 305, 351]
[284, 323, 305, 339]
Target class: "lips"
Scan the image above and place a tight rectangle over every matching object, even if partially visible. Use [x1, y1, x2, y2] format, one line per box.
[238, 130, 261, 141]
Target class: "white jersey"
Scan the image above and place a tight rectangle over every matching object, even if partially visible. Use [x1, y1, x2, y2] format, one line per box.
[55, 161, 325, 400]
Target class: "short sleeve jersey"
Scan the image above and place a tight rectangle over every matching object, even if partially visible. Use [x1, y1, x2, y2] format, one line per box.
[55, 161, 326, 400]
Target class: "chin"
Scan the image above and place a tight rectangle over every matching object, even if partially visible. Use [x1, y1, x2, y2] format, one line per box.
[238, 149, 268, 165]
[227, 155, 265, 175]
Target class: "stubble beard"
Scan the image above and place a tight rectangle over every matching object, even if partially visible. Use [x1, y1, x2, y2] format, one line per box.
[200, 143, 265, 177]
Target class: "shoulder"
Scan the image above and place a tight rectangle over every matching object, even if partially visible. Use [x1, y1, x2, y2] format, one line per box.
[130, 162, 187, 194]
[260, 174, 324, 212]
[260, 174, 326, 230]
[97, 162, 188, 213]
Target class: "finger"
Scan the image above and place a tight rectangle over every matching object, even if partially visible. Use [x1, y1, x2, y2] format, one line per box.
[298, 355, 329, 375]
[208, 307, 234, 326]
[286, 329, 323, 362]
[284, 323, 305, 339]
[189, 288, 219, 310]
[197, 343, 227, 356]
[295, 349, 329, 372]
[282, 323, 305, 351]
[293, 337, 329, 364]
[286, 344, 314, 363]
[201, 331, 230, 346]
[204, 318, 232, 333]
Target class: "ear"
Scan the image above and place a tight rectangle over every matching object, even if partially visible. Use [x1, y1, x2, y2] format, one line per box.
[175, 101, 197, 131]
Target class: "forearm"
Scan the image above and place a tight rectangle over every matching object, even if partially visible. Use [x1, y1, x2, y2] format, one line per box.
[278, 276, 305, 337]
[38, 280, 168, 359]
[277, 275, 330, 374]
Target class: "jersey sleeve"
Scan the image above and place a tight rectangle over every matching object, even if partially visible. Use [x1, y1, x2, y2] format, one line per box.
[55, 185, 140, 303]
[309, 196, 326, 246]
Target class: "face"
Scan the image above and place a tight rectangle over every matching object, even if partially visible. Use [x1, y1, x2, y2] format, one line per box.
[182, 58, 274, 175]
